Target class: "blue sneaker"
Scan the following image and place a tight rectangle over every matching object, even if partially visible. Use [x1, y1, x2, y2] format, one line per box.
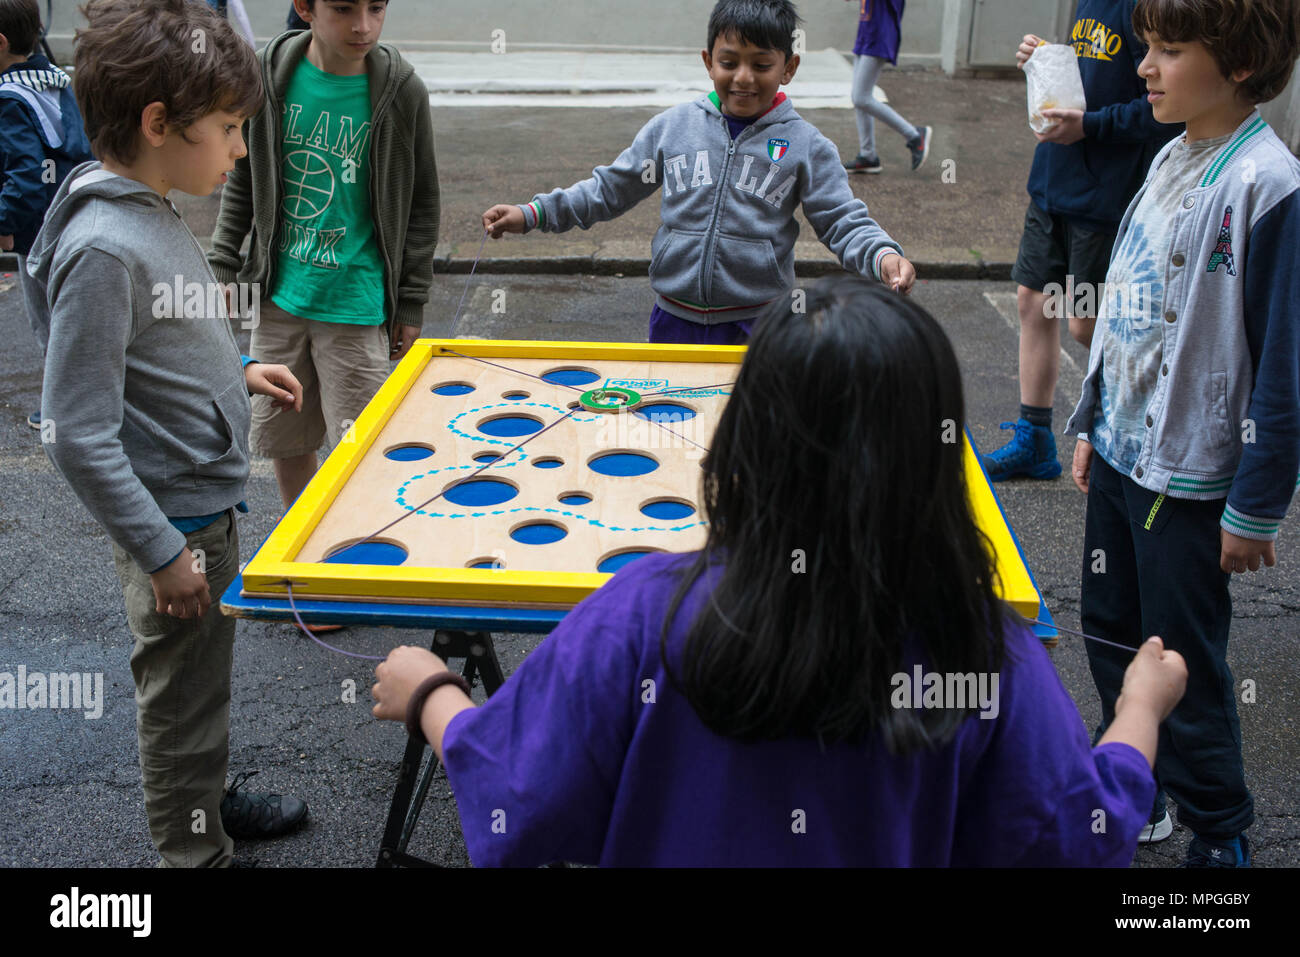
[981, 418, 1062, 481]
[1183, 833, 1250, 868]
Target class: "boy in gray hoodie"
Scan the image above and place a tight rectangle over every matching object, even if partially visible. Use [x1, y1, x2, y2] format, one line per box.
[26, 0, 307, 867]
[483, 0, 915, 345]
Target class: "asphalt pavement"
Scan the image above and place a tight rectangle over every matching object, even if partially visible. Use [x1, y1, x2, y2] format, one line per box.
[2, 269, 1297, 868]
[1, 72, 1297, 867]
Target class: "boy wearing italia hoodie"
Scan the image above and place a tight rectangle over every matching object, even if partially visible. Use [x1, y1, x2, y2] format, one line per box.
[483, 0, 915, 345]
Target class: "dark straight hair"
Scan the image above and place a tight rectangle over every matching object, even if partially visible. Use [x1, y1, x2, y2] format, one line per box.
[661, 276, 1010, 752]
[707, 0, 802, 58]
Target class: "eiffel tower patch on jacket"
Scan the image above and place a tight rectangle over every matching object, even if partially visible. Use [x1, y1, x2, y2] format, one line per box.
[1206, 205, 1237, 276]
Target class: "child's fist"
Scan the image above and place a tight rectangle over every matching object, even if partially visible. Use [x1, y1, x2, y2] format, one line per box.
[1072, 438, 1093, 494]
[1017, 34, 1044, 69]
[1220, 529, 1277, 575]
[245, 362, 303, 413]
[879, 253, 916, 295]
[1115, 636, 1187, 724]
[150, 549, 212, 619]
[371, 645, 448, 722]
[483, 205, 526, 239]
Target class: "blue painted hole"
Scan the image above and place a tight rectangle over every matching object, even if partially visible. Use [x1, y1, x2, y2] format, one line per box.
[641, 499, 695, 520]
[477, 415, 544, 438]
[433, 382, 474, 396]
[533, 458, 563, 469]
[542, 368, 601, 387]
[559, 493, 592, 506]
[473, 452, 502, 464]
[324, 542, 408, 566]
[384, 444, 434, 462]
[511, 522, 567, 545]
[469, 561, 502, 569]
[598, 551, 656, 574]
[589, 452, 659, 477]
[444, 479, 518, 507]
[634, 403, 697, 422]
[502, 391, 529, 401]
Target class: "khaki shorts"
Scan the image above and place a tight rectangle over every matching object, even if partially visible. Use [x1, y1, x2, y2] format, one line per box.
[250, 300, 392, 457]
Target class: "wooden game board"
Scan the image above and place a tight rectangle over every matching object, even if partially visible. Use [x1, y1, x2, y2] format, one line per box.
[240, 339, 1042, 616]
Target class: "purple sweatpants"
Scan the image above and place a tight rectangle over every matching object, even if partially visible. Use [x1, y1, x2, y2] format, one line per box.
[648, 304, 754, 345]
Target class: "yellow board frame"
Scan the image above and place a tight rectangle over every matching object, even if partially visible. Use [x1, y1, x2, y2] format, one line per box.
[241, 338, 1041, 617]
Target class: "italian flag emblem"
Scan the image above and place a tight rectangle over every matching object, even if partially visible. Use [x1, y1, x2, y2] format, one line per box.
[768, 138, 790, 162]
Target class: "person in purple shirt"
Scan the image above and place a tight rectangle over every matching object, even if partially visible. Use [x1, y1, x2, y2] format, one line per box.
[372, 277, 1187, 867]
[841, 0, 931, 174]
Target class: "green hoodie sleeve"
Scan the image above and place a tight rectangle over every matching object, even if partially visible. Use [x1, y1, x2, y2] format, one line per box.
[394, 72, 439, 329]
[42, 247, 188, 572]
[209, 115, 255, 288]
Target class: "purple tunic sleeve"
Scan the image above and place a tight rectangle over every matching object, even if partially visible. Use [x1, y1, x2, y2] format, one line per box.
[951, 628, 1156, 866]
[441, 572, 643, 867]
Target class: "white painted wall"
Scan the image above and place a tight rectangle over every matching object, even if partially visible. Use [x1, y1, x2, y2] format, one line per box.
[42, 0, 945, 60]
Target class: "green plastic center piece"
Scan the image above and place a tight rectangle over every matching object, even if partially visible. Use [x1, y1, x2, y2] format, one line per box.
[579, 387, 641, 413]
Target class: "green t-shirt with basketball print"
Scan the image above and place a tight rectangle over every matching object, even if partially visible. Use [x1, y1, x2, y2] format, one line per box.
[271, 57, 385, 325]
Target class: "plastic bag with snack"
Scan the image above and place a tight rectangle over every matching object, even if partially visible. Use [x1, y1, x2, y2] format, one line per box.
[1024, 42, 1087, 133]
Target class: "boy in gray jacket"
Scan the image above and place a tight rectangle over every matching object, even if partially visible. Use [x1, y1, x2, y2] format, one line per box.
[483, 0, 915, 345]
[26, 0, 306, 867]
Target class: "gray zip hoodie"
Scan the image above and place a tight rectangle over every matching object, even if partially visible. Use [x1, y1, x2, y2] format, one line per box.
[520, 93, 904, 324]
[26, 163, 251, 572]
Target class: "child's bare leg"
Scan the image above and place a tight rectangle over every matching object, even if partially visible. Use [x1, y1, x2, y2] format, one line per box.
[1070, 313, 1096, 349]
[1017, 284, 1058, 408]
[274, 452, 318, 511]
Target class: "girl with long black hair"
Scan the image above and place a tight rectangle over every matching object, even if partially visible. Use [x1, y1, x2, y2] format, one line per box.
[373, 276, 1185, 866]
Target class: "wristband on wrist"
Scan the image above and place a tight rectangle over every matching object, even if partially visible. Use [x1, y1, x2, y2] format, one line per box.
[405, 671, 473, 745]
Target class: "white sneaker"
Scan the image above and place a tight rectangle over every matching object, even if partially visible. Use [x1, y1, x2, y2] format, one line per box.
[1138, 810, 1173, 844]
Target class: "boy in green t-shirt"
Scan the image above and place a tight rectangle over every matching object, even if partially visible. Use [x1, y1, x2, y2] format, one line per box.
[210, 0, 439, 511]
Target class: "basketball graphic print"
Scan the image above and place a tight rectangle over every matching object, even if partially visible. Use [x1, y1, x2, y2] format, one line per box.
[282, 149, 335, 220]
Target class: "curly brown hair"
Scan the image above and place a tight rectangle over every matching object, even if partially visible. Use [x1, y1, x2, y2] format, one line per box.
[74, 0, 263, 163]
[1134, 0, 1300, 104]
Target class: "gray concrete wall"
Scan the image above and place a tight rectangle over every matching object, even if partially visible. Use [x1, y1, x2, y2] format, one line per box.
[42, 0, 946, 61]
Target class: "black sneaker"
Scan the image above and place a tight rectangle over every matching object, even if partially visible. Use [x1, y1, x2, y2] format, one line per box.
[27, 411, 40, 430]
[1183, 833, 1250, 868]
[844, 153, 883, 174]
[906, 126, 932, 171]
[220, 770, 309, 840]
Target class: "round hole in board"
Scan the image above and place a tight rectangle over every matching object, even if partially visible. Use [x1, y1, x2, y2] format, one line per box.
[502, 391, 530, 401]
[559, 492, 592, 506]
[383, 443, 435, 462]
[476, 414, 544, 438]
[510, 521, 568, 545]
[443, 478, 519, 507]
[567, 401, 583, 411]
[432, 382, 475, 396]
[323, 540, 409, 566]
[597, 549, 663, 574]
[588, 450, 660, 477]
[473, 451, 503, 465]
[466, 556, 506, 569]
[640, 498, 696, 520]
[633, 402, 698, 423]
[532, 457, 564, 469]
[541, 367, 601, 387]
